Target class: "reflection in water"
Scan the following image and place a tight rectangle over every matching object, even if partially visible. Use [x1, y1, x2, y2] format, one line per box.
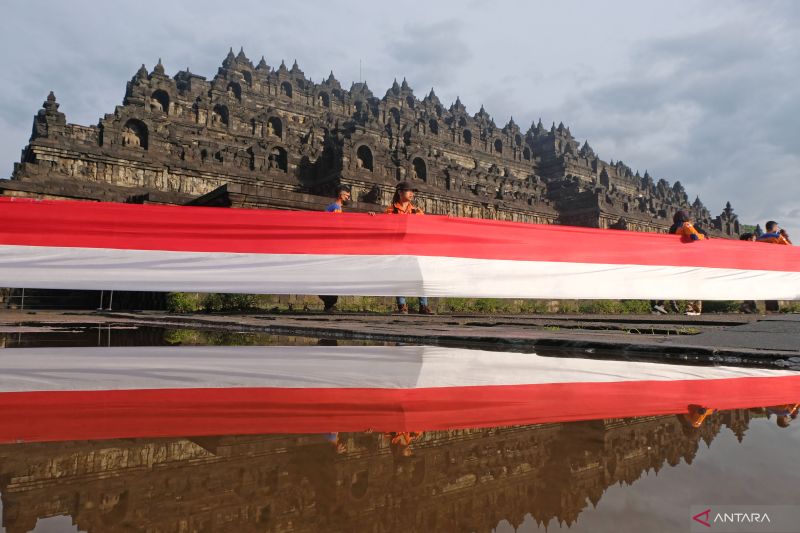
[0, 323, 372, 349]
[0, 408, 795, 533]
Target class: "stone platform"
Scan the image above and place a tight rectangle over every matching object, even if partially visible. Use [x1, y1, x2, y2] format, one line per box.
[1, 310, 797, 368]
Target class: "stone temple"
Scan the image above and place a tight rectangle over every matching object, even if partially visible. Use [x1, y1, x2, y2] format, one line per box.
[1, 47, 741, 236]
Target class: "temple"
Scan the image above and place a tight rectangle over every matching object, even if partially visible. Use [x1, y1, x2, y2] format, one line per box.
[1, 48, 741, 236]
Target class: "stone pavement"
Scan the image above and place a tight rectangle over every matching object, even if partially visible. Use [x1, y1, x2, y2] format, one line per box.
[1, 310, 797, 368]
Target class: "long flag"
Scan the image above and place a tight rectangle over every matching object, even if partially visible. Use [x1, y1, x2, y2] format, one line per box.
[0, 345, 797, 443]
[0, 197, 799, 299]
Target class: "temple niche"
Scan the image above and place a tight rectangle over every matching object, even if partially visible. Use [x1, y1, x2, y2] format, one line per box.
[266, 116, 282, 138]
[0, 48, 741, 236]
[149, 90, 169, 113]
[121, 119, 147, 149]
[356, 145, 373, 171]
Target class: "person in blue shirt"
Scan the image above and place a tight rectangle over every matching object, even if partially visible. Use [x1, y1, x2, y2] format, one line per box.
[319, 185, 351, 312]
[324, 184, 351, 213]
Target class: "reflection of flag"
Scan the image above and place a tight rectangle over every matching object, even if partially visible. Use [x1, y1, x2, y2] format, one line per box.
[0, 345, 796, 443]
[1, 198, 799, 300]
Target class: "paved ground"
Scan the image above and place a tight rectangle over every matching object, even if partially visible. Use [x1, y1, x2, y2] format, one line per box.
[1, 309, 798, 367]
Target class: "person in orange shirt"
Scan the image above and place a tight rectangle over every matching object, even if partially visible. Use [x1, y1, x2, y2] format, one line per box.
[384, 181, 425, 215]
[385, 182, 432, 314]
[669, 210, 706, 315]
[670, 210, 706, 242]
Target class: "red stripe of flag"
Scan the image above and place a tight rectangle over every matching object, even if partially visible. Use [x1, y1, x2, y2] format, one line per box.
[1, 198, 798, 272]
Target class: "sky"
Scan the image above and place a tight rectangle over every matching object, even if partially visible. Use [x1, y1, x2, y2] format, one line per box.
[0, 0, 797, 235]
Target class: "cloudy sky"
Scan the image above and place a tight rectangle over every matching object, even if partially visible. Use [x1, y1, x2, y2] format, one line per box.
[0, 1, 797, 234]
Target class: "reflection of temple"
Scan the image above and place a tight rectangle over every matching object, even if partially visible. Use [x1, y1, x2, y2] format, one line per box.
[0, 410, 756, 533]
[1, 49, 741, 236]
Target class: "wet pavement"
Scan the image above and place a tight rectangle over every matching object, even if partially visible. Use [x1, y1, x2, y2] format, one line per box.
[0, 322, 385, 349]
[71, 310, 800, 367]
[0, 316, 798, 532]
[4, 310, 800, 361]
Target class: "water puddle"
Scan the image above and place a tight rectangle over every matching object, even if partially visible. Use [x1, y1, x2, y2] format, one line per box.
[0, 409, 797, 532]
[0, 322, 383, 348]
[0, 327, 797, 532]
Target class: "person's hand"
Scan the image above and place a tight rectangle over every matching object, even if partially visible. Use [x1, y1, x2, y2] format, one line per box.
[367, 211, 376, 216]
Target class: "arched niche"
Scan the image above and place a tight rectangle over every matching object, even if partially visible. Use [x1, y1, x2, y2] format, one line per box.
[266, 116, 282, 138]
[269, 146, 288, 172]
[211, 104, 229, 127]
[227, 82, 242, 102]
[150, 90, 169, 114]
[356, 145, 373, 171]
[121, 119, 148, 149]
[412, 157, 427, 181]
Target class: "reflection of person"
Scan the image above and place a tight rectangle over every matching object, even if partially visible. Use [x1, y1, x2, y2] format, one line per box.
[323, 432, 348, 454]
[384, 431, 423, 457]
[319, 185, 352, 313]
[766, 404, 799, 428]
[683, 404, 717, 428]
[385, 182, 432, 315]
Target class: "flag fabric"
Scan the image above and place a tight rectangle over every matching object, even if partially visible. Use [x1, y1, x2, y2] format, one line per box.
[0, 197, 799, 300]
[0, 345, 797, 443]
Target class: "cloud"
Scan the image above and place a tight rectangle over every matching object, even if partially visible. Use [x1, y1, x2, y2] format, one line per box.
[385, 19, 473, 93]
[544, 5, 800, 235]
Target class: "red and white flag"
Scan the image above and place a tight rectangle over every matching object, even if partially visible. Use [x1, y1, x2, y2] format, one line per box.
[0, 345, 797, 443]
[0, 198, 799, 300]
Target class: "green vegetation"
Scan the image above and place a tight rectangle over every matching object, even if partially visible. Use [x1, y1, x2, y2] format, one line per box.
[702, 300, 742, 313]
[165, 293, 735, 315]
[740, 224, 758, 234]
[164, 292, 798, 315]
[779, 301, 800, 313]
